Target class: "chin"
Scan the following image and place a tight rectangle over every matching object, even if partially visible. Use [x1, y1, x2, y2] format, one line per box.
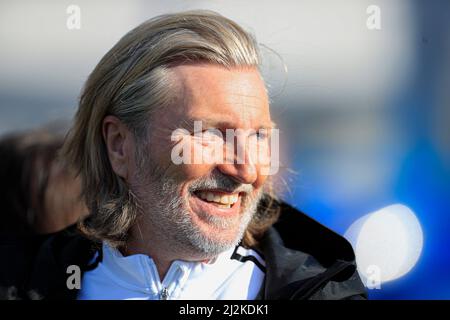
[177, 188, 246, 250]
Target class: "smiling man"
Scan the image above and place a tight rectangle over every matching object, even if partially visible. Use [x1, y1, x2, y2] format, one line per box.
[0, 10, 367, 300]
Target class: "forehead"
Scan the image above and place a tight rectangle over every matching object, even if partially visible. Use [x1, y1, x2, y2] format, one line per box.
[167, 64, 271, 130]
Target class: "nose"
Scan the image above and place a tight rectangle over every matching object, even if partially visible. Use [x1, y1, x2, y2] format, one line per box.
[214, 130, 264, 185]
[216, 162, 258, 185]
[216, 143, 258, 185]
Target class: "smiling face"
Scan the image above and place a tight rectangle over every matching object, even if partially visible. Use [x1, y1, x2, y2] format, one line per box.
[127, 64, 272, 259]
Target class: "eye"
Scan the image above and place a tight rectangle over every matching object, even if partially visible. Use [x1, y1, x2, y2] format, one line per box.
[192, 128, 224, 146]
[201, 129, 224, 144]
[253, 130, 269, 141]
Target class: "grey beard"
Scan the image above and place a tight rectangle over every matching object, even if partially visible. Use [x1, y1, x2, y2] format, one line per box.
[137, 171, 262, 259]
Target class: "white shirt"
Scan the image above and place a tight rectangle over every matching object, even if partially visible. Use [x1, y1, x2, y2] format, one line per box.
[77, 242, 265, 300]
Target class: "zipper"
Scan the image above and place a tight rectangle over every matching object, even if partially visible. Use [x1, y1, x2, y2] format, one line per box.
[159, 287, 169, 300]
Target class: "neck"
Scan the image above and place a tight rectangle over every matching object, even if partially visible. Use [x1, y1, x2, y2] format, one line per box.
[122, 225, 213, 280]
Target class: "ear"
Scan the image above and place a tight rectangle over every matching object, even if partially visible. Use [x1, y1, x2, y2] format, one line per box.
[102, 115, 133, 180]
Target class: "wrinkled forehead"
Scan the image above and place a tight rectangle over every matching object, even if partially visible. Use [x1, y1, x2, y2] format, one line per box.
[164, 64, 273, 131]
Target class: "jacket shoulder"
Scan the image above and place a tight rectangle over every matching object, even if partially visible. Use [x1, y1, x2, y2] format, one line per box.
[0, 227, 97, 300]
[272, 201, 356, 267]
[259, 200, 367, 300]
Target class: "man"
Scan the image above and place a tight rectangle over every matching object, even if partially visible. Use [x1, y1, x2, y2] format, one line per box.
[0, 10, 366, 300]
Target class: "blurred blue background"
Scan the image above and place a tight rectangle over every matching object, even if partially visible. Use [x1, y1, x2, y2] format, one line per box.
[1, 0, 449, 299]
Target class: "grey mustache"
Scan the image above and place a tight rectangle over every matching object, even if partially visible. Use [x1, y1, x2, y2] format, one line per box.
[188, 171, 253, 195]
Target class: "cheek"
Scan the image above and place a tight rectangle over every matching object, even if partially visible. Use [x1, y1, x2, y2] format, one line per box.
[253, 165, 269, 190]
[169, 163, 216, 181]
[166, 134, 218, 180]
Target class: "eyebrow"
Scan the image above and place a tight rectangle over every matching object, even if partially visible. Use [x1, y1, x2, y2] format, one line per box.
[179, 117, 277, 132]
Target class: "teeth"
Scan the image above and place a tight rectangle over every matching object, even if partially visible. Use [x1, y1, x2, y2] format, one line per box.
[220, 195, 229, 204]
[197, 191, 239, 206]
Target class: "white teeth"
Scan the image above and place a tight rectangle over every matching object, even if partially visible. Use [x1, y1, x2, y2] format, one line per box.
[197, 191, 239, 206]
[220, 195, 229, 204]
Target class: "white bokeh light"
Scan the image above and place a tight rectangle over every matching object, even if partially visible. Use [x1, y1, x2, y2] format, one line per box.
[344, 204, 424, 286]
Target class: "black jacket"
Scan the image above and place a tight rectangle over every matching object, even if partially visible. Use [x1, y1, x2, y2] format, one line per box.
[0, 201, 367, 300]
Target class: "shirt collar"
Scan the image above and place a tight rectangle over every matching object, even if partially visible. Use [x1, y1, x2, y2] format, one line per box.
[100, 242, 236, 297]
